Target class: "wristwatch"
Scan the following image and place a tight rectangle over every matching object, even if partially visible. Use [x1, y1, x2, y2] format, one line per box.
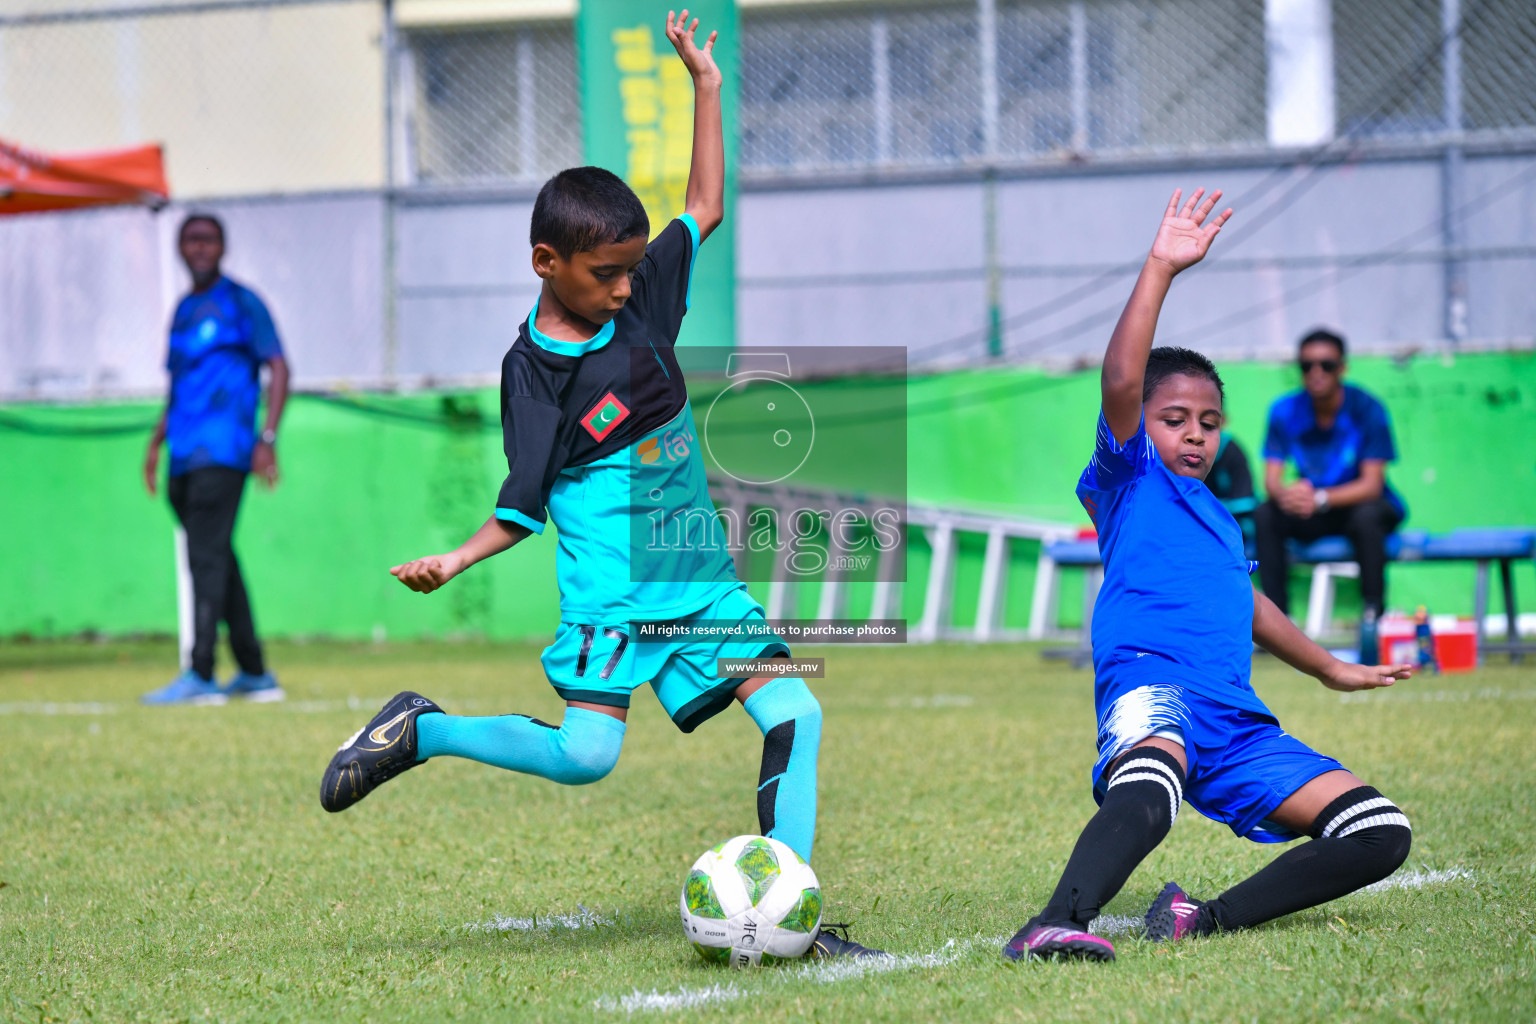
[1312, 488, 1330, 511]
[259, 428, 277, 446]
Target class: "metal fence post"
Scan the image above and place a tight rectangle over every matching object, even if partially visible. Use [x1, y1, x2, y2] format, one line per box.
[1441, 0, 1468, 346]
[382, 0, 399, 384]
[872, 15, 892, 164]
[1069, 1, 1089, 152]
[978, 0, 1002, 359]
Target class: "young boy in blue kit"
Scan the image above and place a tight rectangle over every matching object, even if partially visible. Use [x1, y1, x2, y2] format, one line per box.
[317, 11, 879, 960]
[1005, 188, 1416, 962]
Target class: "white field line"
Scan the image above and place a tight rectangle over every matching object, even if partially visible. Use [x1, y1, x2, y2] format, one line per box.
[0, 695, 508, 719]
[1090, 868, 1472, 939]
[1089, 914, 1143, 938]
[596, 934, 1005, 1014]
[1364, 867, 1473, 893]
[285, 697, 495, 714]
[0, 701, 119, 715]
[464, 906, 611, 933]
[602, 984, 742, 1013]
[885, 694, 976, 709]
[0, 696, 504, 716]
[281, 697, 393, 714]
[1339, 686, 1536, 705]
[791, 933, 993, 984]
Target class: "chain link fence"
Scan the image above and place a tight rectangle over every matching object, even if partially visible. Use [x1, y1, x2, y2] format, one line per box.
[399, 21, 582, 187]
[383, 0, 1536, 184]
[738, 0, 1535, 177]
[0, 0, 1533, 399]
[1, 0, 1530, 195]
[0, 0, 383, 197]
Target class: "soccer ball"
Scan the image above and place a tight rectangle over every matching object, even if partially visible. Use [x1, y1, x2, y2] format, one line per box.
[680, 835, 822, 968]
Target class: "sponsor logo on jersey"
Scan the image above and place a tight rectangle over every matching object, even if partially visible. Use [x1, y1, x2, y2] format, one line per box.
[581, 392, 630, 441]
[637, 425, 696, 466]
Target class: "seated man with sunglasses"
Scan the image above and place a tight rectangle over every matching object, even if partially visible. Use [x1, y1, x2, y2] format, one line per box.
[1255, 329, 1405, 654]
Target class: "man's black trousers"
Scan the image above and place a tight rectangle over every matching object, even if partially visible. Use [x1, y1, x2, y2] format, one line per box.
[1254, 497, 1403, 616]
[167, 466, 265, 681]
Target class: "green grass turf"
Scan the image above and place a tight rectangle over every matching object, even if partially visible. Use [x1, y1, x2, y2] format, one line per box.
[2, 639, 1533, 1023]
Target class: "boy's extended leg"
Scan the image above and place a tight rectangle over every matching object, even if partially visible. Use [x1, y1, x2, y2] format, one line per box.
[320, 693, 625, 812]
[1147, 769, 1410, 940]
[1004, 738, 1187, 962]
[737, 673, 887, 960]
[738, 676, 821, 863]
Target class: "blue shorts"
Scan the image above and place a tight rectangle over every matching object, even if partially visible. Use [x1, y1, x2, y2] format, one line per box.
[1092, 683, 1344, 843]
[540, 585, 790, 733]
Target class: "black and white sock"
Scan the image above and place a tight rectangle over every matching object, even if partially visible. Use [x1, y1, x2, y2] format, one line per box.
[1202, 785, 1412, 933]
[1031, 746, 1185, 929]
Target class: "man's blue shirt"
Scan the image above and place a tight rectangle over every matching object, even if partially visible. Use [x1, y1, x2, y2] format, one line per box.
[165, 276, 283, 477]
[1262, 383, 1404, 517]
[1077, 412, 1272, 720]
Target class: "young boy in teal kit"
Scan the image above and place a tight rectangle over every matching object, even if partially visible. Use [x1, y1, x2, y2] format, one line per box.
[319, 11, 880, 960]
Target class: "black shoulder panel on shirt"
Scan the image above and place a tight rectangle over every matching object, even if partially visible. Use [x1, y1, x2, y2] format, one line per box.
[499, 306, 689, 476]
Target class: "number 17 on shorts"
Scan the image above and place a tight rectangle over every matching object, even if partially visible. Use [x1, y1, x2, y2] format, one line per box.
[541, 621, 637, 708]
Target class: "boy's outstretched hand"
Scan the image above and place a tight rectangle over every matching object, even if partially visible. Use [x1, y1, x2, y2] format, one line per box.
[391, 553, 465, 594]
[1320, 660, 1415, 693]
[666, 9, 721, 85]
[1148, 187, 1232, 275]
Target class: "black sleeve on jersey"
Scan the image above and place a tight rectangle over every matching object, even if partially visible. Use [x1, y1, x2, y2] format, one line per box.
[493, 349, 570, 534]
[626, 216, 700, 345]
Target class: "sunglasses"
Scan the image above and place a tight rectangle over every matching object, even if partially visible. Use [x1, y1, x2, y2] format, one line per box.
[1299, 359, 1341, 374]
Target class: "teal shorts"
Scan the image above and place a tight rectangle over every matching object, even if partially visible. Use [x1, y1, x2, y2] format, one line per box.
[540, 585, 791, 733]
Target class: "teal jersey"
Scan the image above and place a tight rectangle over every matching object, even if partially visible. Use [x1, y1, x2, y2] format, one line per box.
[549, 400, 737, 622]
[492, 215, 738, 623]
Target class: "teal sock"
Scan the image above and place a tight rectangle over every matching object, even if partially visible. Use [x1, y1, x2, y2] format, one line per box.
[743, 678, 821, 862]
[415, 706, 625, 786]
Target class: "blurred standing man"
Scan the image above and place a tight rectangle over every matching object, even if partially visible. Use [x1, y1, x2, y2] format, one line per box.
[140, 213, 288, 705]
[1255, 328, 1405, 643]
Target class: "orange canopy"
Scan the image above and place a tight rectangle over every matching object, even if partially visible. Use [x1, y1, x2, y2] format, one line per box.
[0, 138, 169, 215]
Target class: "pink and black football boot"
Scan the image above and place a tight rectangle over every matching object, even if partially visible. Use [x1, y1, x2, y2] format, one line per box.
[1144, 881, 1209, 942]
[1002, 922, 1115, 962]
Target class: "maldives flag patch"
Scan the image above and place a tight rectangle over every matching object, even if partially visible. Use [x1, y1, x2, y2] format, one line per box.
[580, 392, 630, 441]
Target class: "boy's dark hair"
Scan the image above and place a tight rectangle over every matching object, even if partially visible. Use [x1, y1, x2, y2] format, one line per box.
[530, 167, 649, 258]
[1143, 346, 1225, 404]
[178, 212, 224, 243]
[1298, 327, 1346, 358]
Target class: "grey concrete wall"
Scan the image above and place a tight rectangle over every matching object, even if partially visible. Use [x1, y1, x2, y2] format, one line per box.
[395, 198, 538, 381]
[2, 149, 1532, 400]
[739, 151, 1536, 363]
[0, 192, 383, 399]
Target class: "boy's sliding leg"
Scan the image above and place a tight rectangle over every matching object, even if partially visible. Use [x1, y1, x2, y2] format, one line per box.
[1146, 770, 1411, 940]
[1003, 740, 1185, 962]
[320, 692, 624, 811]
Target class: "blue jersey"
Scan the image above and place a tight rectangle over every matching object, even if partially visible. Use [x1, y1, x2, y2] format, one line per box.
[1077, 412, 1271, 720]
[1263, 384, 1404, 518]
[493, 216, 739, 623]
[164, 277, 283, 477]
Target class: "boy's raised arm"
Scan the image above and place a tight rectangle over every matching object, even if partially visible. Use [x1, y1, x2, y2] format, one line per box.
[1101, 188, 1231, 443]
[666, 9, 724, 241]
